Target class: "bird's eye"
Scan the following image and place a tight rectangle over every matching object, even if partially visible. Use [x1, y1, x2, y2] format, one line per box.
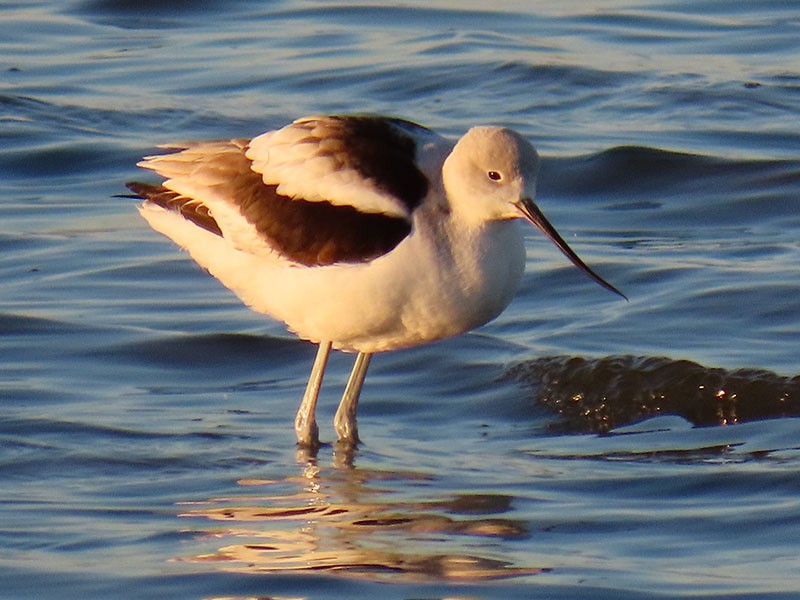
[487, 170, 502, 181]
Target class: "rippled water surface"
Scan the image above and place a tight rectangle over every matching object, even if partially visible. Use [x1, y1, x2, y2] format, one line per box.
[2, 1, 800, 599]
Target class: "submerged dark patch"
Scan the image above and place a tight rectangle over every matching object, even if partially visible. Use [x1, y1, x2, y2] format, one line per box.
[508, 355, 800, 434]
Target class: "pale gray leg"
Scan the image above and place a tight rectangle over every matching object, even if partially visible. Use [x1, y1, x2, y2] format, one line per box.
[334, 352, 372, 445]
[295, 341, 332, 448]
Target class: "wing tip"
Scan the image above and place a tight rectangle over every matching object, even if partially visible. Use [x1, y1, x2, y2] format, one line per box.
[123, 181, 223, 237]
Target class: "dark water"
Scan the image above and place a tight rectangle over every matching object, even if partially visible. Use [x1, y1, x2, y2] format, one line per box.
[2, 1, 800, 598]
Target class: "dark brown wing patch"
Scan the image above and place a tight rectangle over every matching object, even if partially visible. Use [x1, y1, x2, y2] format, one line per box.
[235, 177, 412, 267]
[313, 116, 430, 212]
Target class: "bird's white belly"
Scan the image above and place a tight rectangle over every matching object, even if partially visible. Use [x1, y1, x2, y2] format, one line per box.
[264, 217, 526, 352]
[141, 204, 526, 353]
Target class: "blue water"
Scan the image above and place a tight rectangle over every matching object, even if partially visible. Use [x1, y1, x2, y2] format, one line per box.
[2, 1, 800, 598]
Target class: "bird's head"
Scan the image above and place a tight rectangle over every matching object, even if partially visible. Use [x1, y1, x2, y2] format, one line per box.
[444, 126, 625, 299]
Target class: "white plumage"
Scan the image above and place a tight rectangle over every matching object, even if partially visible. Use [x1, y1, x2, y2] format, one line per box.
[127, 115, 624, 450]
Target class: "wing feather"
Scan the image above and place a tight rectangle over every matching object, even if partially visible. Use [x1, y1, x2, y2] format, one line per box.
[246, 115, 434, 218]
[128, 115, 441, 266]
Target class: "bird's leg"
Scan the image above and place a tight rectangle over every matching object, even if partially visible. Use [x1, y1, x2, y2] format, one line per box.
[295, 341, 332, 449]
[334, 352, 372, 446]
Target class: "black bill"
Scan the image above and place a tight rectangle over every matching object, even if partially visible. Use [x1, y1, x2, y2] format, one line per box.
[517, 197, 627, 300]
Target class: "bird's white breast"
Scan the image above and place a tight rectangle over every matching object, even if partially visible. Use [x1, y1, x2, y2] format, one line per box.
[140, 202, 527, 353]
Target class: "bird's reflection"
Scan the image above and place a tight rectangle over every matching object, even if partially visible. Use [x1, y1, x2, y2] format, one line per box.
[176, 447, 543, 582]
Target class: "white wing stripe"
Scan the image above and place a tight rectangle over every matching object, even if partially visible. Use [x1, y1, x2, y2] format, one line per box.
[246, 116, 431, 219]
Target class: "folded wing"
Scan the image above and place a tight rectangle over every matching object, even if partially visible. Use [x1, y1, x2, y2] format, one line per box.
[128, 116, 440, 266]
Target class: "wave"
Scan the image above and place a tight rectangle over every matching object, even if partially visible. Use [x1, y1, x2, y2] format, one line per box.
[540, 145, 800, 199]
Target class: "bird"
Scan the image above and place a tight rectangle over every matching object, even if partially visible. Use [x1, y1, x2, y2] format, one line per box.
[126, 115, 625, 450]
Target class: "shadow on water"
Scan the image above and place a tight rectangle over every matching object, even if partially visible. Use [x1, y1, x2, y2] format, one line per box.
[175, 448, 545, 583]
[508, 355, 800, 434]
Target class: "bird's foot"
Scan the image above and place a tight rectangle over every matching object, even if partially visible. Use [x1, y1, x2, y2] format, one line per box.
[333, 415, 360, 448]
[294, 417, 320, 452]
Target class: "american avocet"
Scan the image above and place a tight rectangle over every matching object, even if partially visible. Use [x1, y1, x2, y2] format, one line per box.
[127, 115, 625, 449]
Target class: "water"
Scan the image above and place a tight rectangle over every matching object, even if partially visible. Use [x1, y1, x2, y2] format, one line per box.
[2, 1, 800, 598]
